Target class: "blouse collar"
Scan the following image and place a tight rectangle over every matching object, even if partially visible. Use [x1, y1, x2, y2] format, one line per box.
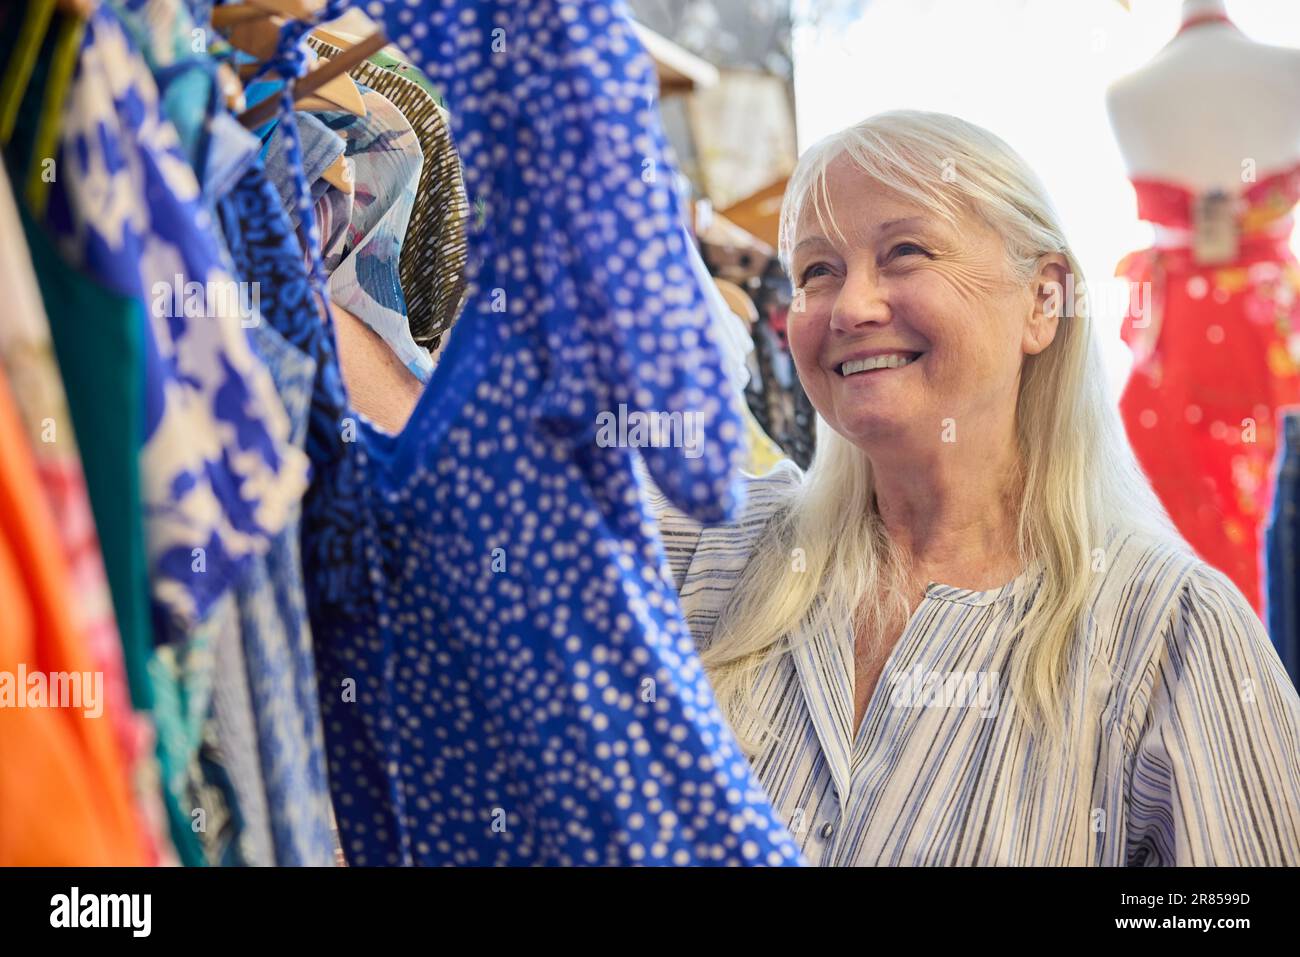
[923, 556, 1046, 607]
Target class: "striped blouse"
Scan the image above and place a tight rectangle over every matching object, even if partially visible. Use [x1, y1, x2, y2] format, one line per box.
[649, 460, 1300, 865]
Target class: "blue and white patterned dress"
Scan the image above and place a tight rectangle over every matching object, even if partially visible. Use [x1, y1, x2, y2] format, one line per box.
[216, 156, 340, 868]
[303, 0, 802, 865]
[46, 5, 310, 632]
[35, 3, 312, 864]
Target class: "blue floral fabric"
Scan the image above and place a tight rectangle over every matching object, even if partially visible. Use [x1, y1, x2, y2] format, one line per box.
[44, 4, 309, 633]
[263, 111, 347, 229]
[216, 161, 338, 867]
[305, 0, 800, 865]
[107, 0, 216, 171]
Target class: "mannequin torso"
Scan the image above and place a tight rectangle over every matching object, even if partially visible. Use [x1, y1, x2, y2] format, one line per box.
[1106, 0, 1300, 192]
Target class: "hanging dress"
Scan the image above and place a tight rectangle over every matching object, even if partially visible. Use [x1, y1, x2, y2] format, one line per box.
[304, 0, 803, 866]
[1117, 161, 1300, 614]
[8, 2, 312, 864]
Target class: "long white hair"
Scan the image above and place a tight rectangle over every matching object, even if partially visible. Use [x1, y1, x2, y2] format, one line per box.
[702, 109, 1183, 764]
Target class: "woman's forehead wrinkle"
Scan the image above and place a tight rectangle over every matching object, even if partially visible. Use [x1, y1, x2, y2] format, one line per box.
[793, 236, 832, 255]
[792, 192, 843, 251]
[836, 204, 920, 249]
[876, 215, 928, 235]
[839, 215, 877, 250]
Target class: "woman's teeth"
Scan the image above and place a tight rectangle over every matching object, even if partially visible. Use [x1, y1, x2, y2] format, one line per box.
[840, 353, 920, 376]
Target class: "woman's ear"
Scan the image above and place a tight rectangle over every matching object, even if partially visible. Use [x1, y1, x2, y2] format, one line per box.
[1024, 254, 1069, 356]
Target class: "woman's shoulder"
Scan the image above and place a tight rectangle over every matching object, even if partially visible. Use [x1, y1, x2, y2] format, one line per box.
[1098, 525, 1255, 623]
[1095, 525, 1292, 742]
[1103, 534, 1300, 864]
[1092, 525, 1261, 645]
[1079, 527, 1193, 682]
[735, 458, 805, 525]
[643, 455, 803, 590]
[1098, 525, 1201, 594]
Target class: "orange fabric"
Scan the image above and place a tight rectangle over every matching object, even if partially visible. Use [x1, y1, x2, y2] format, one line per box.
[0, 364, 148, 865]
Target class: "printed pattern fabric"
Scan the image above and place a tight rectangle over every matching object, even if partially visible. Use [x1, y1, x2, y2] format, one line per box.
[1117, 162, 1300, 613]
[0, 162, 170, 864]
[316, 85, 434, 382]
[367, 47, 445, 106]
[216, 162, 338, 867]
[107, 0, 216, 169]
[263, 110, 347, 232]
[315, 181, 353, 273]
[304, 0, 801, 865]
[42, 4, 309, 631]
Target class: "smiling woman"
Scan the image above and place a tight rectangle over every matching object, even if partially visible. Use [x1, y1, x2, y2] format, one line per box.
[651, 109, 1300, 865]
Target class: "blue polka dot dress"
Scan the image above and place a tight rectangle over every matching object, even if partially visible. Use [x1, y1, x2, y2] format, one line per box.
[307, 0, 803, 865]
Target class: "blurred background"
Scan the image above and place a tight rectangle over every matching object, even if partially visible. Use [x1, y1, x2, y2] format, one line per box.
[632, 0, 1300, 391]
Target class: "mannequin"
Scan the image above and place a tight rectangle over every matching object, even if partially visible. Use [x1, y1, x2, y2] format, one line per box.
[1104, 1, 1300, 616]
[1106, 0, 1300, 193]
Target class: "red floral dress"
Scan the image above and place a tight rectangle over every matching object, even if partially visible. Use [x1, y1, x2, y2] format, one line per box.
[1118, 162, 1300, 614]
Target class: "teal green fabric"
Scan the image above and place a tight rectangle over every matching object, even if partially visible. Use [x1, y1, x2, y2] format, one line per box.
[20, 209, 153, 714]
[106, 0, 215, 169]
[23, 207, 205, 867]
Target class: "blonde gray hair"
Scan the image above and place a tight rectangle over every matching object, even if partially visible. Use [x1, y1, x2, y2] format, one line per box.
[702, 109, 1182, 765]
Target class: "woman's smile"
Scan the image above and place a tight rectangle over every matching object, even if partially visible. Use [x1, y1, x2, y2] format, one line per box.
[836, 350, 926, 377]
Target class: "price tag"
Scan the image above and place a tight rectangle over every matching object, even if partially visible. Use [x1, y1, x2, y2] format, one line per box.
[1192, 189, 1240, 265]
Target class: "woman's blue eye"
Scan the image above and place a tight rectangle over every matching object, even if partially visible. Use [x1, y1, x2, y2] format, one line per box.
[800, 263, 832, 283]
[891, 242, 928, 259]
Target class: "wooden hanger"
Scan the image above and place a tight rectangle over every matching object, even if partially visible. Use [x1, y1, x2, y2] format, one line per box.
[215, 61, 247, 114]
[210, 4, 270, 29]
[310, 25, 363, 49]
[247, 0, 326, 17]
[320, 153, 353, 193]
[225, 12, 283, 61]
[238, 29, 388, 128]
[213, 1, 334, 30]
[217, 3, 367, 118]
[295, 57, 366, 115]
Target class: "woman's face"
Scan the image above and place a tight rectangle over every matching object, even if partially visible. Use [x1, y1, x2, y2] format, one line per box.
[787, 156, 1058, 456]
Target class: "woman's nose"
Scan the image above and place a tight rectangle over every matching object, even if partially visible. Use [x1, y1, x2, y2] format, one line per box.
[829, 268, 890, 333]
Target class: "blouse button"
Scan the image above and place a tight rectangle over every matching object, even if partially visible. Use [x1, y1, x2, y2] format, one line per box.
[819, 822, 835, 839]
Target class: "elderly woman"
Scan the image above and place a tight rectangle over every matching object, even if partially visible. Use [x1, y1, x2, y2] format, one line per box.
[653, 110, 1300, 865]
